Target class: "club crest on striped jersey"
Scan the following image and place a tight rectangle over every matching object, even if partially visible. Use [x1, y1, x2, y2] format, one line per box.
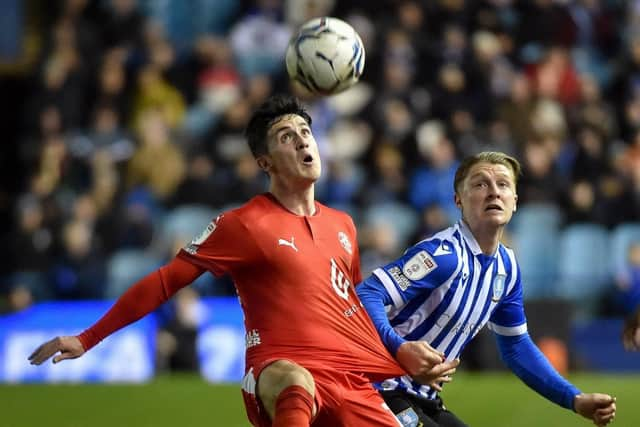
[492, 273, 506, 302]
[403, 250, 437, 280]
[338, 231, 352, 255]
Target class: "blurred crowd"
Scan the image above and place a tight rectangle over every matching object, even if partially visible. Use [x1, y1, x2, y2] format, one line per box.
[1, 0, 640, 327]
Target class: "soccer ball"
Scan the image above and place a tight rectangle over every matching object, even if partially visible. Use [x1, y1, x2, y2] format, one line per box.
[285, 17, 365, 95]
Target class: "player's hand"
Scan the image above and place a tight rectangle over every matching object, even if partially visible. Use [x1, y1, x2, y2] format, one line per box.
[412, 358, 460, 388]
[622, 309, 640, 351]
[28, 336, 85, 365]
[574, 393, 616, 426]
[425, 364, 458, 392]
[396, 341, 445, 377]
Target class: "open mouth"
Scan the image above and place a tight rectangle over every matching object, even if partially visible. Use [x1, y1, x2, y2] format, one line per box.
[302, 154, 314, 165]
[485, 204, 503, 212]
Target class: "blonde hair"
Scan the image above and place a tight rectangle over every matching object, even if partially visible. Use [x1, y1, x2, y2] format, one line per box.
[454, 151, 521, 194]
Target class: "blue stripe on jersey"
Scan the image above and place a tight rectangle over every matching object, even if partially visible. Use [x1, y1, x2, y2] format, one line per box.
[440, 252, 492, 353]
[401, 231, 466, 341]
[389, 230, 462, 327]
[390, 291, 430, 328]
[446, 253, 500, 356]
[428, 252, 479, 349]
[433, 240, 494, 352]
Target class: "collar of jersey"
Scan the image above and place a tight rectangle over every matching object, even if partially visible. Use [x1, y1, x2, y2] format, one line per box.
[457, 220, 499, 259]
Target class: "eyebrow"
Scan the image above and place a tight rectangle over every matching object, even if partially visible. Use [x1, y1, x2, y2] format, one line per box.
[270, 120, 310, 136]
[468, 170, 512, 180]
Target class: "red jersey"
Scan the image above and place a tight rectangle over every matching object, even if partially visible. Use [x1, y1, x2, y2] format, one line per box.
[177, 193, 403, 381]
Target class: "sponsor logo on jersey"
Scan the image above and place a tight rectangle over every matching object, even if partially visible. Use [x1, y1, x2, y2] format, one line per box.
[343, 303, 360, 318]
[245, 329, 261, 348]
[389, 266, 412, 291]
[278, 236, 298, 252]
[402, 251, 437, 280]
[338, 231, 353, 255]
[492, 273, 506, 302]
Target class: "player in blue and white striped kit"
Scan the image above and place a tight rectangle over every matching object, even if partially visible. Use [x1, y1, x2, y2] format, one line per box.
[357, 152, 617, 427]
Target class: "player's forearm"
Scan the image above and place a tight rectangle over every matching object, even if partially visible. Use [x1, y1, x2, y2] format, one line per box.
[495, 333, 581, 410]
[356, 278, 405, 355]
[78, 256, 203, 350]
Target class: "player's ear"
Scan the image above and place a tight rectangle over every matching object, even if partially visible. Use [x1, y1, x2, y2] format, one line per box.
[454, 193, 462, 209]
[513, 193, 518, 213]
[256, 156, 272, 173]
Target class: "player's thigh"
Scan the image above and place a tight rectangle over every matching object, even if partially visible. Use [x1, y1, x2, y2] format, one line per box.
[257, 359, 315, 415]
[241, 358, 317, 426]
[380, 390, 439, 427]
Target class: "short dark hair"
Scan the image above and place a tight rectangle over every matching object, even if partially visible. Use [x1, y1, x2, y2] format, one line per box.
[454, 151, 521, 194]
[244, 94, 312, 158]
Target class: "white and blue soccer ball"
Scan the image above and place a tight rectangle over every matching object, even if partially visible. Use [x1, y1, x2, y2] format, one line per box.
[285, 17, 365, 95]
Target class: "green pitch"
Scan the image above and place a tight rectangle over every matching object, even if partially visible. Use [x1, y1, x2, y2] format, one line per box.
[1, 372, 637, 426]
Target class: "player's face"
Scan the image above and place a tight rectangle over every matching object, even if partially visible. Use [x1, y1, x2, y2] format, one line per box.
[263, 114, 321, 184]
[455, 161, 518, 230]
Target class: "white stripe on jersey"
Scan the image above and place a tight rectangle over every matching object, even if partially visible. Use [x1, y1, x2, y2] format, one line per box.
[392, 236, 463, 337]
[503, 246, 519, 296]
[445, 250, 504, 356]
[373, 268, 404, 308]
[488, 322, 528, 336]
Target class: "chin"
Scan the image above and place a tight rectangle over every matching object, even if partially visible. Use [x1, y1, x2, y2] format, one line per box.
[483, 217, 507, 228]
[306, 166, 321, 180]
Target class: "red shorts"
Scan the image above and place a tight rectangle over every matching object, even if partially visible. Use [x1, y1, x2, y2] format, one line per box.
[241, 358, 400, 426]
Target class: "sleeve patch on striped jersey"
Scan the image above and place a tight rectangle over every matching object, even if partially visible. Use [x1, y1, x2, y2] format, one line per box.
[388, 266, 411, 291]
[403, 250, 438, 280]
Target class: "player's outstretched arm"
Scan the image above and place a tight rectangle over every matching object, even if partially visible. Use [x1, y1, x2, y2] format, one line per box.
[574, 393, 616, 426]
[27, 257, 204, 366]
[28, 336, 85, 365]
[622, 308, 640, 351]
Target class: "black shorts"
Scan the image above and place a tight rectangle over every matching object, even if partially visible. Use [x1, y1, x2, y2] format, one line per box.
[380, 390, 469, 427]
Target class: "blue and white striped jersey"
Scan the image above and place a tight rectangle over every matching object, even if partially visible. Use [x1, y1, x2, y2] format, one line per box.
[368, 220, 527, 400]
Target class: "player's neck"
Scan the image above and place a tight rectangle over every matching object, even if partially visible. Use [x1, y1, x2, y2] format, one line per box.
[269, 184, 316, 216]
[466, 221, 503, 256]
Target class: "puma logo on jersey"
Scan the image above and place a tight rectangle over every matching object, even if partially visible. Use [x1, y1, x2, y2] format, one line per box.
[278, 236, 298, 252]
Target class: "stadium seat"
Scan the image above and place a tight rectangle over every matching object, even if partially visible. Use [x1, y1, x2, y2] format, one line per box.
[510, 203, 563, 299]
[557, 223, 611, 306]
[326, 202, 361, 225]
[363, 202, 419, 248]
[161, 205, 218, 247]
[609, 223, 640, 275]
[512, 228, 559, 300]
[105, 250, 162, 299]
[509, 203, 563, 233]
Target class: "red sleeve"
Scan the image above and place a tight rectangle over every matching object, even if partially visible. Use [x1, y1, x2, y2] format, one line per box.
[77, 256, 204, 351]
[177, 210, 261, 276]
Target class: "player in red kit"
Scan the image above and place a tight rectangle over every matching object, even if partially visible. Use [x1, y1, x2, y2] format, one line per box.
[28, 95, 456, 426]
